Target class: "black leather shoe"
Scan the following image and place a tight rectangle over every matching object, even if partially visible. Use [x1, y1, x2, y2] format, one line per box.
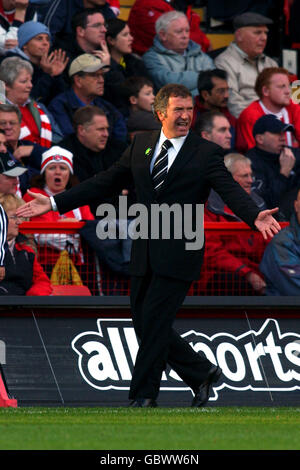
[191, 365, 222, 407]
[129, 398, 158, 408]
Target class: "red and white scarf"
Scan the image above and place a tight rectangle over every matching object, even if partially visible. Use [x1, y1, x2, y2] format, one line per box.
[19, 102, 52, 148]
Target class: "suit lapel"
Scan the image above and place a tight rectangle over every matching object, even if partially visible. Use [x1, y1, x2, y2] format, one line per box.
[139, 131, 160, 196]
[160, 131, 199, 193]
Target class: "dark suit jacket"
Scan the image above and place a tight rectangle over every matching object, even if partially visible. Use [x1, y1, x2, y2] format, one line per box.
[54, 130, 261, 281]
[60, 133, 134, 216]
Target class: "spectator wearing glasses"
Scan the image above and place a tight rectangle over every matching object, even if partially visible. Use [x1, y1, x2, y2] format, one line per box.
[59, 8, 111, 68]
[0, 104, 47, 194]
[204, 153, 268, 295]
[41, 1, 115, 51]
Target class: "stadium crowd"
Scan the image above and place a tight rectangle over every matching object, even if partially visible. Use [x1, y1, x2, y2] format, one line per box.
[0, 0, 299, 296]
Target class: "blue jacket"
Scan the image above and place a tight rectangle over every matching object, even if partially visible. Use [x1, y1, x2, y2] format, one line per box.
[260, 213, 300, 295]
[48, 88, 128, 142]
[142, 36, 215, 96]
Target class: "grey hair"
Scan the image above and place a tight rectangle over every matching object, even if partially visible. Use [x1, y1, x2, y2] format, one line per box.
[155, 11, 187, 34]
[0, 103, 22, 122]
[0, 57, 33, 86]
[224, 153, 252, 174]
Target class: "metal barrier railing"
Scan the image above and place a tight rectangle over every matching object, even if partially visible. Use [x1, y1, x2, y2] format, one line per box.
[19, 221, 289, 296]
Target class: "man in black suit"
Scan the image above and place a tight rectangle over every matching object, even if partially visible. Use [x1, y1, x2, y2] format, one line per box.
[18, 84, 281, 407]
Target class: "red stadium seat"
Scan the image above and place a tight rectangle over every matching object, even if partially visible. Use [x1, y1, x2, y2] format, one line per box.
[51, 285, 92, 296]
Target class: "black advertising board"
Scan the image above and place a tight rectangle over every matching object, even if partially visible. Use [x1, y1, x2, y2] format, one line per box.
[0, 297, 299, 407]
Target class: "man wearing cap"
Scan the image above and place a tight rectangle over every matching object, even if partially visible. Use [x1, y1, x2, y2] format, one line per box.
[236, 67, 300, 153]
[215, 12, 278, 118]
[48, 53, 127, 143]
[0, 150, 27, 197]
[246, 114, 300, 213]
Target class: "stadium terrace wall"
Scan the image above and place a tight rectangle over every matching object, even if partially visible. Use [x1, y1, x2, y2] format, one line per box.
[0, 296, 299, 407]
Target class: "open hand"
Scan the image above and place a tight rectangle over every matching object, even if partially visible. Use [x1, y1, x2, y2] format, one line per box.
[16, 190, 52, 218]
[254, 208, 281, 240]
[40, 49, 69, 76]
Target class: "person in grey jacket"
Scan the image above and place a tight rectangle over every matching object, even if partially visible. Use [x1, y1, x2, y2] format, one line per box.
[142, 11, 214, 97]
[214, 12, 277, 118]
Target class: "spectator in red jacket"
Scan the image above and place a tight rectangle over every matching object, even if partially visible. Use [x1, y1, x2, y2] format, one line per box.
[127, 0, 210, 56]
[204, 153, 268, 295]
[0, 192, 52, 295]
[236, 67, 300, 153]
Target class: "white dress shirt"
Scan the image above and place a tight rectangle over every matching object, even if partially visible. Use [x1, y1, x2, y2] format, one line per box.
[150, 130, 189, 173]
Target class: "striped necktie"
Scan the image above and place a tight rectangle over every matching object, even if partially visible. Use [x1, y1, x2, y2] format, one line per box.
[152, 139, 172, 191]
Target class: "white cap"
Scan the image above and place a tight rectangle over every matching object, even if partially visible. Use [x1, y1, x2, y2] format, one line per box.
[41, 146, 73, 174]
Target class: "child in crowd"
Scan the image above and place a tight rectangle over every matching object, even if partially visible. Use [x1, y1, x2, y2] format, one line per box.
[121, 76, 161, 137]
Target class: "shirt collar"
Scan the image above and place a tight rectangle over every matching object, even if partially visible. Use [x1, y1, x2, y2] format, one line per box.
[158, 129, 188, 153]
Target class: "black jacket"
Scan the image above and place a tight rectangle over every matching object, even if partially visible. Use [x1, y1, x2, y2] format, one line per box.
[59, 133, 133, 216]
[246, 146, 300, 211]
[54, 130, 261, 281]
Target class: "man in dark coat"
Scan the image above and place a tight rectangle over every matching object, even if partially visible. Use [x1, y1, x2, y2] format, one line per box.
[17, 84, 281, 408]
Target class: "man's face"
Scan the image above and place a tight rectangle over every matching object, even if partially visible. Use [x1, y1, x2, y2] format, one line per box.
[0, 111, 20, 143]
[232, 161, 253, 194]
[263, 73, 291, 107]
[203, 116, 232, 149]
[202, 77, 229, 108]
[157, 95, 193, 138]
[78, 115, 109, 152]
[75, 69, 105, 98]
[23, 34, 51, 60]
[0, 133, 7, 153]
[78, 13, 107, 48]
[159, 17, 190, 54]
[235, 25, 268, 58]
[0, 174, 17, 195]
[255, 131, 286, 154]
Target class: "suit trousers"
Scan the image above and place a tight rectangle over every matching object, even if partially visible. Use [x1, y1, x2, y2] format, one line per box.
[129, 268, 214, 400]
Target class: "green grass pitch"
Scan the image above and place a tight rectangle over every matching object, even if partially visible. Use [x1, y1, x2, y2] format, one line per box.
[0, 407, 299, 450]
